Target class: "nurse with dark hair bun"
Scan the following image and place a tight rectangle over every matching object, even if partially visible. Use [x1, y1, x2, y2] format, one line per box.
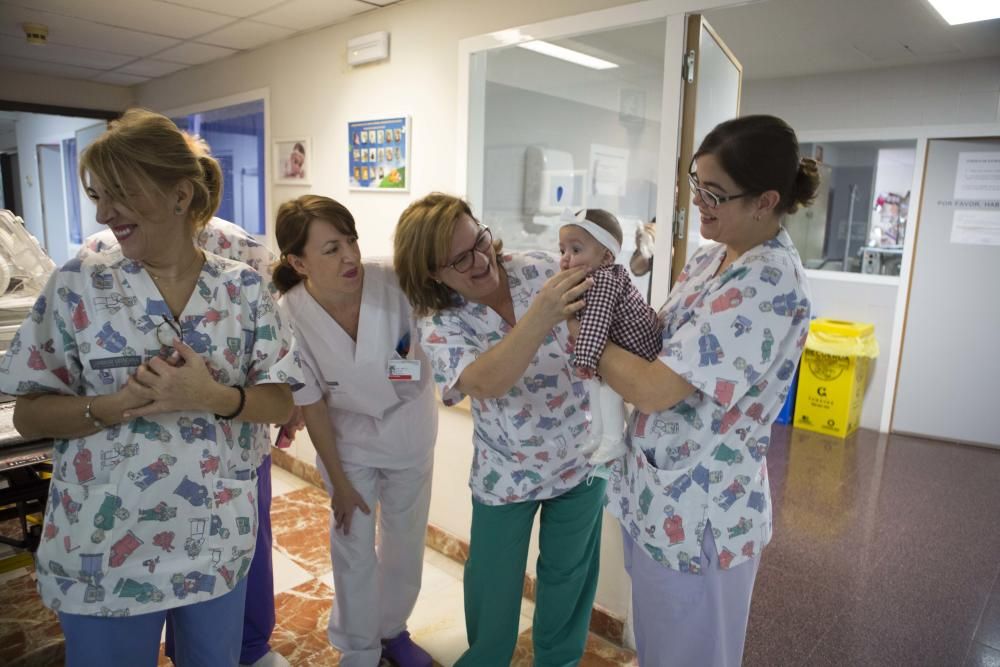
[585, 115, 818, 666]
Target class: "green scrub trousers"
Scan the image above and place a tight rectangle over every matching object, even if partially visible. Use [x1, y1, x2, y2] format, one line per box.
[456, 478, 606, 667]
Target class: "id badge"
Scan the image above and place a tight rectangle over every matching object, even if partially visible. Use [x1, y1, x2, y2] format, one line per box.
[388, 359, 421, 382]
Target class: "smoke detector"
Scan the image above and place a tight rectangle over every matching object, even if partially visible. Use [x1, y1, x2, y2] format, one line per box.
[22, 23, 48, 45]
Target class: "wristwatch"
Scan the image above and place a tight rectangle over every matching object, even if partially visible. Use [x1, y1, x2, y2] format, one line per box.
[85, 399, 107, 430]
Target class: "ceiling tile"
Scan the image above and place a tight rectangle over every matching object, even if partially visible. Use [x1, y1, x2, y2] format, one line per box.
[118, 58, 188, 77]
[0, 54, 105, 80]
[197, 19, 294, 50]
[154, 41, 237, 65]
[254, 0, 369, 31]
[158, 0, 287, 18]
[851, 38, 912, 63]
[5, 0, 235, 40]
[701, 0, 1000, 81]
[0, 36, 135, 70]
[92, 70, 150, 86]
[0, 4, 180, 56]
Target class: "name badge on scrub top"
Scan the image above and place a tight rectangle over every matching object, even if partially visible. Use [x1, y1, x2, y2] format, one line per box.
[387, 358, 421, 382]
[388, 332, 419, 381]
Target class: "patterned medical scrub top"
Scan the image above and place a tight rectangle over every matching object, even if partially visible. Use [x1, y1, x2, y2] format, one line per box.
[606, 229, 810, 573]
[84, 218, 280, 460]
[418, 251, 594, 505]
[85, 216, 277, 297]
[0, 248, 299, 615]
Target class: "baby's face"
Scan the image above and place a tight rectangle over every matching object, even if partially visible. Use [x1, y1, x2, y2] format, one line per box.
[559, 225, 610, 272]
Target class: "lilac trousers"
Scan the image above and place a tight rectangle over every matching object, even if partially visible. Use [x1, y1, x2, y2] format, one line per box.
[622, 523, 760, 667]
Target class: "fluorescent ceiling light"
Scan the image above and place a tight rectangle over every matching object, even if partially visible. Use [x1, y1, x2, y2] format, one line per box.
[517, 40, 618, 70]
[926, 0, 1000, 25]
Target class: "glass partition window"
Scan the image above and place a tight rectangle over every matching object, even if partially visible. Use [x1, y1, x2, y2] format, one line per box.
[172, 99, 265, 235]
[789, 140, 916, 276]
[474, 21, 667, 299]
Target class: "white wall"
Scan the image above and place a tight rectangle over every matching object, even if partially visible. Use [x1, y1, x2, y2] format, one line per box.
[743, 56, 1000, 432]
[742, 56, 1000, 132]
[14, 113, 104, 264]
[0, 68, 132, 113]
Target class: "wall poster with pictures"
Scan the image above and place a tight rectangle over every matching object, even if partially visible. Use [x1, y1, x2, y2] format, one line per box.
[274, 138, 310, 185]
[349, 116, 409, 191]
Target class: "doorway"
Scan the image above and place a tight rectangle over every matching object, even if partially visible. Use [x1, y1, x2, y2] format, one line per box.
[35, 143, 65, 263]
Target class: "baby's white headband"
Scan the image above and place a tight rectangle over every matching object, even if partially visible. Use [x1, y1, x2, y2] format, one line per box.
[559, 208, 621, 256]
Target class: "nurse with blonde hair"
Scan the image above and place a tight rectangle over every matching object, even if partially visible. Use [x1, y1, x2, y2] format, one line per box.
[273, 195, 437, 667]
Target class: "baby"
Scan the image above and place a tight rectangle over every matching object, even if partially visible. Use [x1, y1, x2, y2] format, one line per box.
[559, 208, 663, 472]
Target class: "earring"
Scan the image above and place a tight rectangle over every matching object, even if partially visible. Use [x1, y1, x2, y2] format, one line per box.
[753, 214, 760, 222]
[175, 206, 183, 215]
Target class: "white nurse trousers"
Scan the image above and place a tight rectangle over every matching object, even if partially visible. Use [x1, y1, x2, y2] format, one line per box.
[321, 456, 434, 667]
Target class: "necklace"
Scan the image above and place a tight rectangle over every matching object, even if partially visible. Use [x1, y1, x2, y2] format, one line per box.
[146, 250, 204, 282]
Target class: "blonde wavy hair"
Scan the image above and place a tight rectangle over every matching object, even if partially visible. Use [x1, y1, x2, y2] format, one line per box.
[78, 108, 222, 233]
[393, 192, 502, 317]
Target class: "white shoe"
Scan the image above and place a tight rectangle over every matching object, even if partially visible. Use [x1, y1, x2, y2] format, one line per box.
[242, 651, 292, 667]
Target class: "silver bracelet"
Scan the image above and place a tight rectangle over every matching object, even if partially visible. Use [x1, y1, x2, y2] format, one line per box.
[84, 399, 107, 430]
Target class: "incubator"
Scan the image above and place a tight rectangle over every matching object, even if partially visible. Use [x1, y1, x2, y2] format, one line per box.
[0, 209, 56, 350]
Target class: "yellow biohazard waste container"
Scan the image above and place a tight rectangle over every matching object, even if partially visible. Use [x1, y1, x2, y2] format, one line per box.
[793, 319, 879, 438]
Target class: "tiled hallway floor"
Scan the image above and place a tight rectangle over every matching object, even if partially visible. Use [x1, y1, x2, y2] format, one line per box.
[4, 425, 1000, 666]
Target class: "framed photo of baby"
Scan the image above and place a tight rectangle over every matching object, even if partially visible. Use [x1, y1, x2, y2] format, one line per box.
[274, 138, 311, 185]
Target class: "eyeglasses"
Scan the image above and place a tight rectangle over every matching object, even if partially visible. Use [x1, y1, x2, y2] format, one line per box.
[444, 224, 493, 273]
[155, 317, 183, 349]
[688, 173, 751, 210]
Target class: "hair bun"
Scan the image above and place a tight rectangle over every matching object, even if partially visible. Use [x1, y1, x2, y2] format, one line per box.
[787, 157, 820, 214]
[198, 155, 216, 181]
[184, 132, 211, 158]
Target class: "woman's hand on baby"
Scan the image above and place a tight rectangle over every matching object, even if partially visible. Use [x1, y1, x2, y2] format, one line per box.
[123, 339, 216, 417]
[534, 267, 592, 328]
[566, 315, 581, 339]
[331, 484, 371, 535]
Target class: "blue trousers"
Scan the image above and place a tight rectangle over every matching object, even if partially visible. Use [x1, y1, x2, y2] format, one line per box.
[59, 576, 248, 667]
[166, 455, 275, 665]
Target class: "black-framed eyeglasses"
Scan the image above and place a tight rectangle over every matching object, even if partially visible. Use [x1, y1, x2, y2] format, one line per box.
[444, 224, 493, 273]
[155, 317, 183, 349]
[688, 172, 751, 210]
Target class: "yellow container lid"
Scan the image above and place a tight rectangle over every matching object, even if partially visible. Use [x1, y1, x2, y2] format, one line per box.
[805, 318, 879, 358]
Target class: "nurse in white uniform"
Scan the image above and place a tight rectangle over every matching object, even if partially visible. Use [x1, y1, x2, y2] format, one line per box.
[272, 195, 437, 667]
